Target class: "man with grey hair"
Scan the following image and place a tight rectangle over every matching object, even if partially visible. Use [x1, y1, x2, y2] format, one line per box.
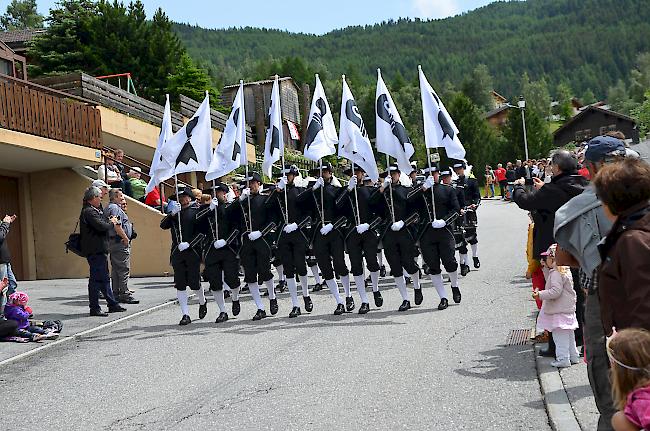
[106, 188, 139, 304]
[553, 135, 632, 430]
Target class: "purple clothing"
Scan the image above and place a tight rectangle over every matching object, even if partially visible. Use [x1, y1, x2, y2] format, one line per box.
[3, 303, 30, 330]
[625, 385, 650, 429]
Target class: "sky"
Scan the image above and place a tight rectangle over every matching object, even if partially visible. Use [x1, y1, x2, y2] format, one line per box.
[35, 0, 496, 34]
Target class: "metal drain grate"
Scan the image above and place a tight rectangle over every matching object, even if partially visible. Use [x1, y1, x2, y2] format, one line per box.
[506, 329, 531, 346]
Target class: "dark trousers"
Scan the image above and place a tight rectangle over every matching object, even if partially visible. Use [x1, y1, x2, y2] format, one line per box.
[499, 180, 508, 198]
[171, 250, 202, 291]
[87, 253, 119, 311]
[204, 249, 240, 291]
[277, 230, 308, 278]
[383, 229, 418, 277]
[313, 230, 349, 280]
[0, 319, 18, 338]
[346, 230, 380, 276]
[420, 226, 458, 275]
[240, 237, 273, 284]
[570, 268, 585, 346]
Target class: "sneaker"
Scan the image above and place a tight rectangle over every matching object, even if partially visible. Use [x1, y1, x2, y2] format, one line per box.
[550, 359, 571, 368]
[42, 331, 59, 340]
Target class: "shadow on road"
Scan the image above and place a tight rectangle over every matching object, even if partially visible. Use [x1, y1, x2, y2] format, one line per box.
[454, 344, 538, 383]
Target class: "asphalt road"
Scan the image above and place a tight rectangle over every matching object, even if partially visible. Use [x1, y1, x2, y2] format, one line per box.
[0, 198, 550, 430]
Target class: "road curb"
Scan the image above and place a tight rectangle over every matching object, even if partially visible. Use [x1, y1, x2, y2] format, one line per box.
[0, 297, 182, 368]
[535, 345, 582, 431]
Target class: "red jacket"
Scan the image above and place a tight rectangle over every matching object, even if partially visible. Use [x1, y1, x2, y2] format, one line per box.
[494, 167, 507, 182]
[145, 186, 166, 206]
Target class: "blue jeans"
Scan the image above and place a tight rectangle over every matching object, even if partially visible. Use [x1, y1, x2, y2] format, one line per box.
[87, 253, 119, 311]
[6, 263, 17, 295]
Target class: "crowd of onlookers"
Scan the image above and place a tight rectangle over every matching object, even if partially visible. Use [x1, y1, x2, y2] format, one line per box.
[509, 132, 650, 431]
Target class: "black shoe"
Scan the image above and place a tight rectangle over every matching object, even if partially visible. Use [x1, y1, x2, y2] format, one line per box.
[98, 291, 105, 300]
[334, 303, 345, 315]
[179, 314, 191, 326]
[252, 309, 267, 321]
[358, 303, 370, 314]
[262, 289, 269, 297]
[199, 302, 208, 320]
[90, 309, 109, 317]
[438, 298, 449, 310]
[313, 282, 323, 292]
[117, 295, 139, 304]
[276, 280, 287, 293]
[414, 288, 423, 305]
[405, 276, 412, 285]
[380, 265, 387, 277]
[451, 286, 462, 304]
[303, 296, 313, 312]
[398, 300, 411, 312]
[270, 298, 279, 315]
[240, 284, 249, 293]
[346, 296, 355, 312]
[473, 257, 481, 269]
[373, 291, 383, 307]
[224, 290, 231, 299]
[215, 312, 228, 323]
[460, 264, 470, 277]
[108, 305, 127, 313]
[289, 306, 301, 318]
[232, 300, 241, 316]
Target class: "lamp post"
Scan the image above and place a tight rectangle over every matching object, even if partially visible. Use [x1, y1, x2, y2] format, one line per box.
[518, 96, 529, 160]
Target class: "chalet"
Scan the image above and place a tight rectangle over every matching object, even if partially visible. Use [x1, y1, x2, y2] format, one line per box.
[553, 106, 639, 147]
[0, 40, 27, 80]
[485, 105, 511, 128]
[490, 90, 508, 109]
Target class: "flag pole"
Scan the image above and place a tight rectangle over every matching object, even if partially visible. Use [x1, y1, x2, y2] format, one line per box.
[386, 154, 395, 223]
[212, 180, 219, 240]
[319, 159, 325, 226]
[351, 161, 361, 226]
[173, 173, 183, 241]
[244, 165, 252, 233]
[276, 74, 289, 224]
[425, 147, 438, 222]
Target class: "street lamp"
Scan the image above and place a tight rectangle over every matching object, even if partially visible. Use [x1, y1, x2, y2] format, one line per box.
[518, 96, 529, 160]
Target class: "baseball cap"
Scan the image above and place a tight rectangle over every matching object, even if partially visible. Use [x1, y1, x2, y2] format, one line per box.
[92, 179, 110, 189]
[540, 244, 557, 257]
[584, 136, 626, 162]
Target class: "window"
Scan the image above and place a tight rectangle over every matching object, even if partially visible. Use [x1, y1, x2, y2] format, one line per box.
[608, 124, 617, 131]
[575, 131, 583, 141]
[583, 129, 592, 139]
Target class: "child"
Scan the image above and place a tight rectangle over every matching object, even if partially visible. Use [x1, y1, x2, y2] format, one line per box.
[533, 244, 579, 368]
[4, 291, 58, 341]
[608, 328, 650, 431]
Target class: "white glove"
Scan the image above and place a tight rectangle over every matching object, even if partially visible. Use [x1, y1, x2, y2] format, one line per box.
[422, 175, 435, 191]
[213, 239, 227, 249]
[312, 177, 325, 190]
[209, 197, 219, 210]
[168, 200, 181, 215]
[431, 219, 446, 229]
[356, 223, 370, 234]
[226, 192, 235, 204]
[177, 241, 190, 251]
[382, 177, 391, 188]
[391, 220, 405, 231]
[248, 230, 262, 241]
[277, 176, 288, 190]
[284, 222, 298, 233]
[320, 223, 333, 235]
[347, 175, 357, 191]
[239, 188, 250, 201]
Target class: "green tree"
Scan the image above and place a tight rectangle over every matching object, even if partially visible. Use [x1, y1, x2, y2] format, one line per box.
[502, 107, 553, 160]
[554, 82, 574, 122]
[581, 88, 597, 105]
[631, 90, 650, 139]
[628, 53, 650, 102]
[167, 53, 219, 110]
[607, 79, 639, 115]
[0, 0, 43, 30]
[461, 64, 494, 111]
[521, 72, 551, 118]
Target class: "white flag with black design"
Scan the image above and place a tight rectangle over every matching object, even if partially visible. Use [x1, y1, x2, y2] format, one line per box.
[159, 92, 213, 179]
[262, 76, 284, 178]
[146, 94, 173, 193]
[206, 82, 247, 181]
[419, 66, 466, 160]
[338, 76, 379, 181]
[375, 69, 415, 173]
[303, 74, 337, 162]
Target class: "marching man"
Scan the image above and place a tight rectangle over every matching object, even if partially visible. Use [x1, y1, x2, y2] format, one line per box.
[452, 161, 481, 274]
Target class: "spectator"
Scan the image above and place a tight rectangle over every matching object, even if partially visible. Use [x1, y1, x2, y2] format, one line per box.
[127, 167, 148, 201]
[484, 165, 495, 198]
[97, 150, 124, 191]
[608, 328, 650, 431]
[91, 179, 110, 200]
[105, 189, 139, 305]
[191, 188, 202, 201]
[515, 159, 527, 179]
[0, 214, 17, 297]
[505, 162, 516, 200]
[4, 291, 58, 340]
[494, 163, 507, 199]
[553, 135, 631, 430]
[114, 149, 128, 178]
[593, 157, 650, 334]
[79, 186, 127, 317]
[145, 185, 167, 210]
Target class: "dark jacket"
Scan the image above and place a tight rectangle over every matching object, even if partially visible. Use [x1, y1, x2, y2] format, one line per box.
[512, 172, 588, 257]
[0, 221, 11, 264]
[505, 169, 517, 182]
[598, 202, 650, 335]
[80, 204, 113, 256]
[160, 203, 201, 256]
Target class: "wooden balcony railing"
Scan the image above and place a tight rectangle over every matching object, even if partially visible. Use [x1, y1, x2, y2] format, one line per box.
[0, 74, 102, 148]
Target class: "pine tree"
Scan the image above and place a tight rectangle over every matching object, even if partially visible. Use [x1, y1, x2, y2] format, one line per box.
[0, 0, 43, 30]
[461, 64, 494, 112]
[166, 53, 219, 109]
[502, 108, 553, 160]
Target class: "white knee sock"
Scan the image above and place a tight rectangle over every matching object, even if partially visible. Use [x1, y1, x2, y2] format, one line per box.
[265, 279, 276, 300]
[460, 254, 468, 265]
[223, 283, 231, 292]
[341, 274, 351, 297]
[177, 290, 189, 316]
[354, 274, 369, 304]
[409, 271, 420, 290]
[370, 271, 379, 292]
[277, 264, 285, 282]
[310, 265, 322, 284]
[449, 271, 459, 288]
[213, 290, 226, 313]
[395, 276, 409, 301]
[249, 283, 264, 310]
[196, 287, 206, 305]
[430, 274, 447, 300]
[377, 251, 383, 266]
[326, 278, 343, 304]
[471, 244, 478, 258]
[299, 275, 310, 297]
[231, 287, 240, 301]
[287, 278, 299, 308]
